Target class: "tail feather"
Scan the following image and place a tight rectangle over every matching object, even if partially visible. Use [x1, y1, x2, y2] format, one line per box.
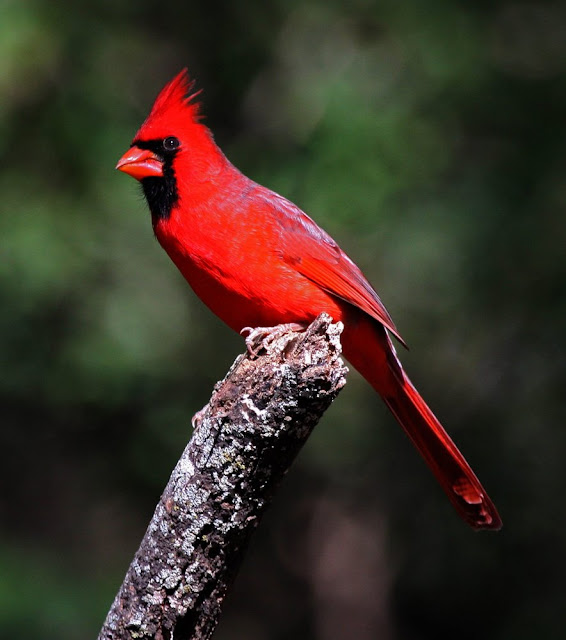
[342, 318, 501, 530]
[383, 370, 502, 530]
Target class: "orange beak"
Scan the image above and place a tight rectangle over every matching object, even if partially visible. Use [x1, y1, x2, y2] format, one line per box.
[116, 147, 163, 180]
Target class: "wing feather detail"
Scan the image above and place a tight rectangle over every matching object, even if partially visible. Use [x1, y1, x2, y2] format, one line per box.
[262, 191, 406, 346]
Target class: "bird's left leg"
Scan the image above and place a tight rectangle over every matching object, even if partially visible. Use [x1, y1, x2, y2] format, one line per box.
[240, 323, 306, 357]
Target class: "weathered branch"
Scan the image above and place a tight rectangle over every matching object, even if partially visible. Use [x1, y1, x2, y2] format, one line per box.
[97, 313, 348, 640]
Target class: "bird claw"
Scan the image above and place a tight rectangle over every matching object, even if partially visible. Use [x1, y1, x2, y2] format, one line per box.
[241, 323, 306, 357]
[191, 406, 208, 429]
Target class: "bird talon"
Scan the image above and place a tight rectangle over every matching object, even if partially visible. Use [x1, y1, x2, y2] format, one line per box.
[191, 406, 208, 429]
[243, 326, 274, 356]
[242, 323, 306, 357]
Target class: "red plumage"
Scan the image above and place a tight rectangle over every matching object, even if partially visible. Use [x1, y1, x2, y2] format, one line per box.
[117, 70, 501, 530]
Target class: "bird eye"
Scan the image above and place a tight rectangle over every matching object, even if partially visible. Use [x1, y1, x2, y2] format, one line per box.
[163, 136, 180, 152]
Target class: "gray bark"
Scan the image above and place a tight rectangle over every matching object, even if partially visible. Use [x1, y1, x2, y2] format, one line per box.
[97, 314, 348, 640]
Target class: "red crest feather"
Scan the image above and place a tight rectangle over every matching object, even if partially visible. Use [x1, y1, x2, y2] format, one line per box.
[150, 67, 200, 119]
[135, 69, 204, 141]
[148, 68, 202, 122]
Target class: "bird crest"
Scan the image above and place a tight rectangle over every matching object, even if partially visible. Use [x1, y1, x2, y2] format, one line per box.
[135, 69, 203, 140]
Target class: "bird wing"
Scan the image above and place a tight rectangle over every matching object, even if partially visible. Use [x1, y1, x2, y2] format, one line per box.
[264, 191, 406, 346]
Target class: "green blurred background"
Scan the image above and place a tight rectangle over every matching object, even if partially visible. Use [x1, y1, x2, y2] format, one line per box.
[2, 0, 565, 638]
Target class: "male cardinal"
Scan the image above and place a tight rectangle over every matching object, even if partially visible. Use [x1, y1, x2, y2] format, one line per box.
[117, 69, 501, 530]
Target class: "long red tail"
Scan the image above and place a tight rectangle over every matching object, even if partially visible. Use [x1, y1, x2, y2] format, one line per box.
[382, 366, 502, 530]
[343, 322, 501, 530]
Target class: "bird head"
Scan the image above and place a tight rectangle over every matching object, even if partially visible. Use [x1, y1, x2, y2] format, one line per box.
[116, 69, 224, 221]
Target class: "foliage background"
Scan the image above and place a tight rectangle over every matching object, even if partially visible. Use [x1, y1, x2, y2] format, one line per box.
[2, 0, 565, 638]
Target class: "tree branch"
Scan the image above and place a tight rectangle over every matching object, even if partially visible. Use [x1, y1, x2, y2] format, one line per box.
[97, 313, 348, 640]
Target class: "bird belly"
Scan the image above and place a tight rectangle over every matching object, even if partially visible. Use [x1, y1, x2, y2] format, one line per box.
[183, 254, 344, 332]
[158, 236, 342, 332]
[154, 202, 347, 332]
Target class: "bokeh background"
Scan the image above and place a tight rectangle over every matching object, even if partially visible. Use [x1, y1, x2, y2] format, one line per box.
[2, 1, 566, 638]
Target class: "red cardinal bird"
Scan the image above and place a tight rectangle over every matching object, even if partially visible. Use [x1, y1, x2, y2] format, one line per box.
[117, 70, 501, 530]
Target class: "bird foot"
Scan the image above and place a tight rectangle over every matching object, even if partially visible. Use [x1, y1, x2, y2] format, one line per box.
[241, 323, 306, 357]
[191, 406, 208, 429]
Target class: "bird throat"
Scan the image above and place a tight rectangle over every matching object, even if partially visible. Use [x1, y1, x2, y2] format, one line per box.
[141, 173, 179, 224]
[133, 138, 180, 223]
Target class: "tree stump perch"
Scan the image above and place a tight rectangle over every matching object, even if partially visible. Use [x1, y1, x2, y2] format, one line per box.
[97, 314, 348, 640]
